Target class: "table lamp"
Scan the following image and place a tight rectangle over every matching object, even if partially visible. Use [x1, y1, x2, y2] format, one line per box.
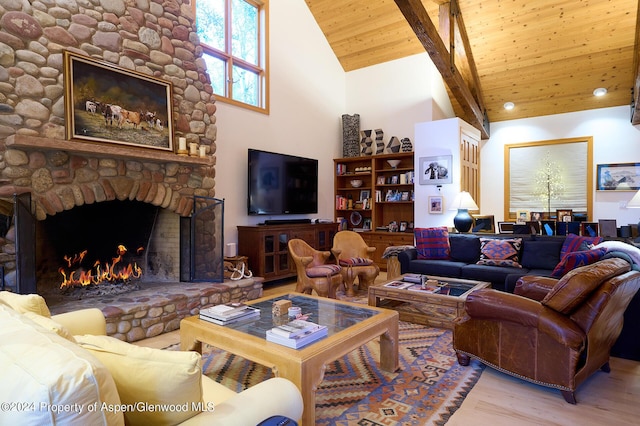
[450, 191, 478, 233]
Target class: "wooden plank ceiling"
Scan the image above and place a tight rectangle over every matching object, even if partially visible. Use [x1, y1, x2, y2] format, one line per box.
[305, 0, 638, 135]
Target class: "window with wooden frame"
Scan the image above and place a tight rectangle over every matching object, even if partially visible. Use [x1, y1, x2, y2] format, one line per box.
[194, 0, 269, 113]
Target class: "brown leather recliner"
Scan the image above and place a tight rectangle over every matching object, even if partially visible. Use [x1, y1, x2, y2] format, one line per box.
[453, 257, 640, 403]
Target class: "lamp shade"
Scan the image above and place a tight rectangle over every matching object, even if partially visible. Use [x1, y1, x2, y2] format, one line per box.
[449, 191, 479, 211]
[628, 190, 640, 208]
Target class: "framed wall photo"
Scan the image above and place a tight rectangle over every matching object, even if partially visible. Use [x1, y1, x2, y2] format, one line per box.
[596, 163, 640, 191]
[419, 155, 453, 185]
[64, 50, 174, 151]
[428, 196, 444, 214]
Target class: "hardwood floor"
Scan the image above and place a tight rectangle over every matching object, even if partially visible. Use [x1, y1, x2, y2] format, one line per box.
[137, 276, 640, 424]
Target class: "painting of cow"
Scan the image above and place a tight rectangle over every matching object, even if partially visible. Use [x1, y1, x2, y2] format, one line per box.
[64, 51, 174, 151]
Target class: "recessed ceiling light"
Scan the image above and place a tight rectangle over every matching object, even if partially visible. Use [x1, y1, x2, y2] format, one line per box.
[504, 102, 515, 110]
[593, 87, 607, 97]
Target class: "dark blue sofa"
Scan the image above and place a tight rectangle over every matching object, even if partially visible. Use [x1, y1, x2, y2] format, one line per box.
[398, 234, 565, 292]
[397, 233, 640, 360]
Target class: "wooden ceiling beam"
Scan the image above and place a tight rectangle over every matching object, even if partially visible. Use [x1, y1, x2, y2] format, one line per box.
[394, 0, 489, 139]
[631, 0, 640, 125]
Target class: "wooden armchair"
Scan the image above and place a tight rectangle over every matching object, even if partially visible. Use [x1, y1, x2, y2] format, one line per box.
[287, 239, 343, 298]
[331, 230, 380, 296]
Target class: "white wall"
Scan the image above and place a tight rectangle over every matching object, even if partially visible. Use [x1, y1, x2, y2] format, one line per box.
[482, 106, 640, 227]
[345, 53, 454, 141]
[215, 0, 345, 243]
[413, 118, 481, 229]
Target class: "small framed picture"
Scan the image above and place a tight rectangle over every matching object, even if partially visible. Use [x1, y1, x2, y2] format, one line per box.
[530, 211, 543, 221]
[399, 221, 408, 232]
[556, 209, 573, 222]
[401, 191, 410, 201]
[498, 222, 515, 234]
[377, 176, 385, 185]
[428, 196, 444, 214]
[359, 189, 370, 202]
[516, 210, 529, 224]
[363, 218, 372, 230]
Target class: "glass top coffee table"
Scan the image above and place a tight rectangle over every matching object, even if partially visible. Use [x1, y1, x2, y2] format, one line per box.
[180, 292, 399, 426]
[368, 274, 490, 329]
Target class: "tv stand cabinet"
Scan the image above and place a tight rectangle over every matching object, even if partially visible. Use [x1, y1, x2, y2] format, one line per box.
[237, 223, 339, 283]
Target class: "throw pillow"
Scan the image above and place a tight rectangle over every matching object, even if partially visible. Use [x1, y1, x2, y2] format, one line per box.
[0, 291, 51, 317]
[76, 334, 203, 425]
[339, 257, 373, 266]
[550, 248, 607, 278]
[415, 227, 450, 260]
[476, 238, 523, 268]
[559, 233, 603, 259]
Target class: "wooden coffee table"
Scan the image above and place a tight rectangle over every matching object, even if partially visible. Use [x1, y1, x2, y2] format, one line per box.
[368, 274, 490, 329]
[180, 292, 399, 426]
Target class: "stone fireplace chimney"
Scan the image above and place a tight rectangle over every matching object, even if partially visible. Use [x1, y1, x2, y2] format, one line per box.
[0, 1, 218, 291]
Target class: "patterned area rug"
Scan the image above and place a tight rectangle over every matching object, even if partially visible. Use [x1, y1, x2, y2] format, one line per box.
[200, 321, 484, 425]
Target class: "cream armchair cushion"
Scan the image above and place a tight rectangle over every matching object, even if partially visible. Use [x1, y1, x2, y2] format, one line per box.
[76, 334, 203, 425]
[0, 305, 124, 426]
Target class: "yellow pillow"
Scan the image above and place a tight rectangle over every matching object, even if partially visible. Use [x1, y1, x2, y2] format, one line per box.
[76, 334, 203, 425]
[0, 291, 51, 317]
[23, 311, 76, 343]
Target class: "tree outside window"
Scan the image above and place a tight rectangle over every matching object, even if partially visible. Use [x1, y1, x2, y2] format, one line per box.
[195, 0, 267, 112]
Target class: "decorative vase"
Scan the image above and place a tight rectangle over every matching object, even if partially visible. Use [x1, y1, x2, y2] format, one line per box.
[401, 137, 413, 152]
[374, 129, 384, 155]
[386, 136, 401, 153]
[360, 130, 373, 156]
[341, 114, 360, 157]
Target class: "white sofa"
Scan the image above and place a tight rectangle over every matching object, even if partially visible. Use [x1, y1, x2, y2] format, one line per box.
[0, 291, 303, 426]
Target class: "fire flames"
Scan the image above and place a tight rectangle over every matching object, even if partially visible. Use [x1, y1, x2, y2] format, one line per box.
[59, 244, 144, 289]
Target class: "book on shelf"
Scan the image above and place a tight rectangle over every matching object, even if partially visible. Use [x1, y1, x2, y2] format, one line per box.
[266, 322, 328, 349]
[270, 319, 320, 338]
[383, 280, 412, 290]
[199, 307, 260, 325]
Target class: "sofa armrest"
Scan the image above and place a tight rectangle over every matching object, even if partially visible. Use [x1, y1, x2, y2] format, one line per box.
[182, 377, 303, 426]
[398, 248, 418, 273]
[514, 276, 558, 301]
[52, 308, 107, 336]
[463, 289, 585, 350]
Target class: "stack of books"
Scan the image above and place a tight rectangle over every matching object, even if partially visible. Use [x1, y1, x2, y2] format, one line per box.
[199, 303, 260, 325]
[266, 319, 328, 349]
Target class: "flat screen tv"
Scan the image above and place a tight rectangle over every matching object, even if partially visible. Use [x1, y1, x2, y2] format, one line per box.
[247, 149, 318, 215]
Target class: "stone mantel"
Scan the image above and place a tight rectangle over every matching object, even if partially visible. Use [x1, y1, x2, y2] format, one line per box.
[8, 135, 215, 167]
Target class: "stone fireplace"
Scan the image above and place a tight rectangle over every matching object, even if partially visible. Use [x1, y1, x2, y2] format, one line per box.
[0, 1, 267, 341]
[0, 1, 219, 287]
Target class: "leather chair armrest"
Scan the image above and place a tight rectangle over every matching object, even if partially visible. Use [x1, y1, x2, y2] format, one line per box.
[52, 308, 107, 336]
[464, 289, 585, 350]
[515, 276, 558, 301]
